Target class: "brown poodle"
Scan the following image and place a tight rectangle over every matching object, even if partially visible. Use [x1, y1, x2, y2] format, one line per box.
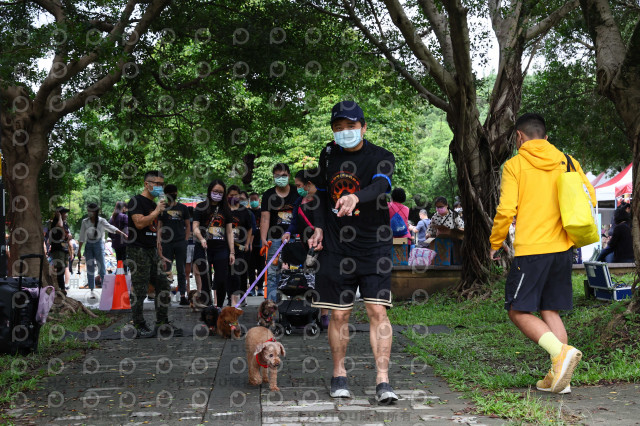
[257, 300, 278, 329]
[245, 326, 285, 391]
[217, 306, 243, 339]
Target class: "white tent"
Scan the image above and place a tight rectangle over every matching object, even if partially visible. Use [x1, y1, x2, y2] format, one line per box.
[594, 163, 632, 201]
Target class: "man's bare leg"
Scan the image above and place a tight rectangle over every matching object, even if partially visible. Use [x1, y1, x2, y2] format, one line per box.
[540, 310, 567, 344]
[365, 303, 392, 384]
[508, 309, 552, 342]
[329, 309, 352, 377]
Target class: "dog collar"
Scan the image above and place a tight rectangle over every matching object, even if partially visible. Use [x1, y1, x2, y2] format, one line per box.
[256, 338, 276, 368]
[256, 353, 268, 368]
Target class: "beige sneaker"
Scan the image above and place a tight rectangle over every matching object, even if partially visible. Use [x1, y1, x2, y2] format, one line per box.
[536, 369, 570, 394]
[550, 345, 582, 393]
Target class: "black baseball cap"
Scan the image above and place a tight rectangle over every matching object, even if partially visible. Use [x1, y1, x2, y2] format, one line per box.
[56, 206, 70, 213]
[330, 101, 365, 125]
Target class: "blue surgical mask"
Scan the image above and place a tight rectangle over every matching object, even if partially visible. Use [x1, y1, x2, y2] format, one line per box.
[274, 176, 289, 187]
[333, 129, 362, 148]
[250, 201, 259, 209]
[150, 187, 163, 198]
[297, 188, 308, 197]
[240, 200, 249, 208]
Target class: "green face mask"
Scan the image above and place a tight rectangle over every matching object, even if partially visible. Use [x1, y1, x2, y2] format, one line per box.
[274, 176, 289, 187]
[250, 201, 259, 209]
[297, 187, 308, 197]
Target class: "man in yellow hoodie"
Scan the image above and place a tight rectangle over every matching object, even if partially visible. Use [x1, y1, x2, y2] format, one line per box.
[490, 113, 596, 394]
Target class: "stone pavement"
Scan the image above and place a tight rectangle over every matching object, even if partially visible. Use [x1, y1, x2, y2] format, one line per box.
[6, 293, 504, 425]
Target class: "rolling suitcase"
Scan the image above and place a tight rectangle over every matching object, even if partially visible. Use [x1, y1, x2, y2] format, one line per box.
[0, 254, 45, 355]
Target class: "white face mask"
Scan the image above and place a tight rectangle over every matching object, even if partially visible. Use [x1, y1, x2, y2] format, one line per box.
[333, 128, 362, 148]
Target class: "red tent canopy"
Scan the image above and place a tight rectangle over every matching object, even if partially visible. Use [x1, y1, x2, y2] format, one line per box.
[595, 163, 632, 189]
[615, 182, 633, 198]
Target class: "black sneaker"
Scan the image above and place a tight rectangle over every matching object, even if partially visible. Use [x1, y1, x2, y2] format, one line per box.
[330, 376, 350, 398]
[134, 323, 156, 338]
[156, 322, 184, 338]
[179, 296, 189, 306]
[375, 382, 398, 404]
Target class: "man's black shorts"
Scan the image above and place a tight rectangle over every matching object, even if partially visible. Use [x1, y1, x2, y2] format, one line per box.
[311, 248, 393, 311]
[505, 249, 573, 312]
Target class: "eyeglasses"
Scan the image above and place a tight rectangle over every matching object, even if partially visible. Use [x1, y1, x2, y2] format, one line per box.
[146, 180, 165, 186]
[211, 190, 224, 195]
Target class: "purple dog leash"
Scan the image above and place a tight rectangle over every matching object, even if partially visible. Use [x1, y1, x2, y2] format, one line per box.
[234, 240, 288, 308]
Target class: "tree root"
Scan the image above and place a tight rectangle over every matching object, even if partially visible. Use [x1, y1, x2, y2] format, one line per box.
[599, 310, 639, 349]
[452, 279, 492, 301]
[49, 291, 98, 319]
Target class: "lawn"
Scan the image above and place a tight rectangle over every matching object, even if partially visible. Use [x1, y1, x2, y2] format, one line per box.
[387, 274, 640, 423]
[0, 309, 120, 415]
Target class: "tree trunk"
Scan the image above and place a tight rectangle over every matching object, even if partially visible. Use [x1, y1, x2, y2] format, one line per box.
[0, 90, 49, 277]
[450, 120, 496, 297]
[580, 0, 640, 311]
[449, 51, 523, 297]
[609, 45, 640, 313]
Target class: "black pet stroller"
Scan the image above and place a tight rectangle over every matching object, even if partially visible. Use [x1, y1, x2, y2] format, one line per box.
[274, 242, 321, 337]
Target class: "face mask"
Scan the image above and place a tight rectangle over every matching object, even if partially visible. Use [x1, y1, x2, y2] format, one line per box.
[274, 176, 289, 187]
[210, 192, 223, 202]
[436, 207, 447, 215]
[297, 187, 308, 197]
[333, 128, 362, 148]
[228, 196, 239, 206]
[250, 201, 259, 209]
[150, 187, 163, 198]
[240, 200, 249, 208]
[454, 208, 462, 213]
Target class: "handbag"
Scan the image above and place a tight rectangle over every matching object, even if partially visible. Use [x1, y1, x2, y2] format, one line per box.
[557, 154, 599, 248]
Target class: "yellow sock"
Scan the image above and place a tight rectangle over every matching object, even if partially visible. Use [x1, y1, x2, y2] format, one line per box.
[538, 332, 563, 358]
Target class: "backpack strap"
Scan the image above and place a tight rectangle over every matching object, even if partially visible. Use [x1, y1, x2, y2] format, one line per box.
[564, 154, 576, 172]
[298, 206, 314, 230]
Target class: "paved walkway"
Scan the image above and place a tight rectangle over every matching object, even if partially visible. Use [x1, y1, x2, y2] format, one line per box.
[6, 275, 639, 425]
[7, 292, 503, 425]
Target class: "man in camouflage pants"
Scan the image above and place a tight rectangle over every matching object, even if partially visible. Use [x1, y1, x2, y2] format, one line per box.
[127, 171, 183, 338]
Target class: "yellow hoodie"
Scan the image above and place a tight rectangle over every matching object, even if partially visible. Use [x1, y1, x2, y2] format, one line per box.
[490, 139, 596, 256]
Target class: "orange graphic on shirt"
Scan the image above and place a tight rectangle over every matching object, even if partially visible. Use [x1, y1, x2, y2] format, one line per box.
[149, 219, 158, 233]
[207, 214, 225, 239]
[329, 172, 360, 204]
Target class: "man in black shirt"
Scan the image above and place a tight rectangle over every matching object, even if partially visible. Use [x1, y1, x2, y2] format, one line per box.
[48, 206, 71, 295]
[308, 101, 398, 404]
[127, 171, 182, 338]
[260, 163, 297, 301]
[248, 192, 264, 296]
[228, 185, 253, 306]
[158, 184, 191, 306]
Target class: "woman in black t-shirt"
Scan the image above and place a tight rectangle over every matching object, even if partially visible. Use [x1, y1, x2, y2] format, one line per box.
[227, 185, 253, 306]
[192, 180, 235, 307]
[282, 169, 330, 328]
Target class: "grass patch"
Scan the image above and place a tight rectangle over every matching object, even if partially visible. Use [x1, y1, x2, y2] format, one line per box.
[388, 274, 640, 423]
[0, 309, 120, 410]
